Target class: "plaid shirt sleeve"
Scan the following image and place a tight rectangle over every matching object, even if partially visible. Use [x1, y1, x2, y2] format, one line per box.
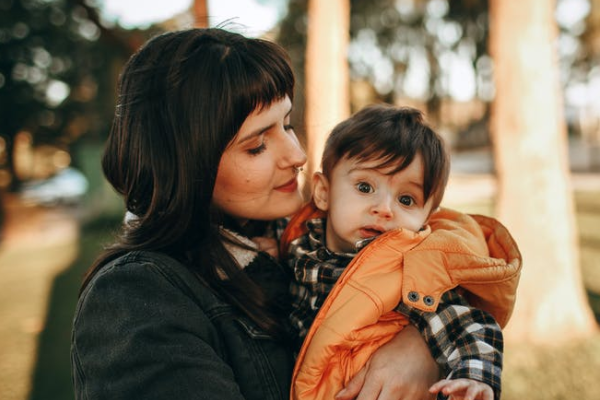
[395, 290, 503, 399]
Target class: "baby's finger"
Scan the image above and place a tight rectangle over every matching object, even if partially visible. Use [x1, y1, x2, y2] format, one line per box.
[429, 379, 451, 393]
[438, 379, 471, 395]
[464, 383, 493, 400]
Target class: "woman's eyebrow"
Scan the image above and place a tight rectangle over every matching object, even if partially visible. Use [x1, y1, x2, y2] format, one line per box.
[237, 106, 293, 144]
[238, 126, 272, 144]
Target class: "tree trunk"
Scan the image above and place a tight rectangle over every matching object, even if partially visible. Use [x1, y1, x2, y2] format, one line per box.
[3, 135, 18, 191]
[489, 0, 597, 343]
[305, 0, 351, 177]
[193, 0, 209, 28]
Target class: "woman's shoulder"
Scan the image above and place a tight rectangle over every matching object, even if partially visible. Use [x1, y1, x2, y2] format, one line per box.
[99, 250, 192, 276]
[78, 251, 218, 313]
[90, 251, 195, 285]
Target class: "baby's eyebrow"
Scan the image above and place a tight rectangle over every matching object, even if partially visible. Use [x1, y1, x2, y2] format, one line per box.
[347, 165, 380, 174]
[406, 180, 424, 190]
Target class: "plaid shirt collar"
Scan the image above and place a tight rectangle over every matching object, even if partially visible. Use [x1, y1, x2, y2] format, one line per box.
[305, 217, 378, 257]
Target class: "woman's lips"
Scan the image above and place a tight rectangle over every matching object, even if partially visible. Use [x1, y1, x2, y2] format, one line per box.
[275, 177, 298, 193]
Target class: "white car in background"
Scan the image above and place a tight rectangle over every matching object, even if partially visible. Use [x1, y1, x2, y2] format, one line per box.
[20, 167, 88, 206]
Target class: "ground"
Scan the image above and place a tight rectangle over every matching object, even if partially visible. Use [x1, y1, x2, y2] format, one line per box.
[0, 170, 599, 400]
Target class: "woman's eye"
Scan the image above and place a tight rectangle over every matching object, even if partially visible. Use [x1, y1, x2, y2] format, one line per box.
[284, 124, 294, 131]
[248, 143, 266, 155]
[356, 182, 373, 194]
[399, 195, 414, 206]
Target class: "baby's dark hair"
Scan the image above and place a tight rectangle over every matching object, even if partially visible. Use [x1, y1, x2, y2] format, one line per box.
[321, 104, 450, 209]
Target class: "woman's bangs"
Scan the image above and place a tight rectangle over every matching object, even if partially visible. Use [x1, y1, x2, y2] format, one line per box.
[240, 49, 294, 112]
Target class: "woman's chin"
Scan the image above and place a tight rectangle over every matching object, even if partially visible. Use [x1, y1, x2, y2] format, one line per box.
[263, 192, 305, 219]
[284, 192, 306, 215]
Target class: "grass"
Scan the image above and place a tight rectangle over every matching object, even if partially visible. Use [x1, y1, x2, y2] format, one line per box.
[503, 336, 600, 400]
[450, 190, 600, 400]
[4, 189, 600, 400]
[26, 216, 122, 400]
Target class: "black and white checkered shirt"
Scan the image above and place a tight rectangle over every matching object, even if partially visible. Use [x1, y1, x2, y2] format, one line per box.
[286, 217, 503, 399]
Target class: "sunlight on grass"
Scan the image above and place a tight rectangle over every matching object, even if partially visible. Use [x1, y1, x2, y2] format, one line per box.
[444, 188, 600, 400]
[503, 336, 600, 400]
[0, 241, 79, 400]
[577, 200, 600, 293]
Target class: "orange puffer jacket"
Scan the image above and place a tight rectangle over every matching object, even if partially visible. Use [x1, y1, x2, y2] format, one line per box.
[280, 204, 522, 400]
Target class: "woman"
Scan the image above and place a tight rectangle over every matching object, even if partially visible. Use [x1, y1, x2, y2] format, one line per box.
[71, 28, 438, 400]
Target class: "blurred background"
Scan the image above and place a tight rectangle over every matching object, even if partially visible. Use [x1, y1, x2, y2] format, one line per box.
[0, 0, 599, 399]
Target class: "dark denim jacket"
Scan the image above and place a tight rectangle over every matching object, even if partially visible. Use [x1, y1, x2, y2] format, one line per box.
[71, 251, 294, 400]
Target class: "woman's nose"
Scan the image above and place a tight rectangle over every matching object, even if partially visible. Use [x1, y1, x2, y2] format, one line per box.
[279, 129, 307, 168]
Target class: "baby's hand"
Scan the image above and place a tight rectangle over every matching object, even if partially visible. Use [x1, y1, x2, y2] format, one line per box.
[252, 236, 279, 258]
[429, 378, 493, 400]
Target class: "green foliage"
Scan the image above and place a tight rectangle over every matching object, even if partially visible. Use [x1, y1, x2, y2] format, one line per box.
[277, 0, 490, 109]
[1, 0, 111, 143]
[277, 0, 592, 136]
[349, 0, 489, 108]
[0, 0, 159, 186]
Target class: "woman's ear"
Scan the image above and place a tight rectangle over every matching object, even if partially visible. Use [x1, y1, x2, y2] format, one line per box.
[312, 172, 330, 211]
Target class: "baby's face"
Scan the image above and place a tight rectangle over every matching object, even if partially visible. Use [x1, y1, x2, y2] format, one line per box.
[318, 154, 434, 253]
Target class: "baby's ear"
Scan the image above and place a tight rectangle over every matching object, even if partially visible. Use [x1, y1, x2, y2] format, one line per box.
[312, 172, 330, 211]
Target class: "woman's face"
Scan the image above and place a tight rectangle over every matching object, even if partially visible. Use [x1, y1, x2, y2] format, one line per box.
[212, 96, 307, 224]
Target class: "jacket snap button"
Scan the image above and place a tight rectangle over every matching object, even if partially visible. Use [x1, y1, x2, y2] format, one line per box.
[423, 296, 434, 306]
[408, 291, 420, 302]
[317, 249, 328, 260]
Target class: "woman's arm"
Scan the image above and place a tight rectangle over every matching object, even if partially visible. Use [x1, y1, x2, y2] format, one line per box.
[335, 325, 439, 400]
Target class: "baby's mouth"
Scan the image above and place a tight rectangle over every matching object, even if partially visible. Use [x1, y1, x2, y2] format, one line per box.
[355, 226, 386, 251]
[359, 226, 385, 238]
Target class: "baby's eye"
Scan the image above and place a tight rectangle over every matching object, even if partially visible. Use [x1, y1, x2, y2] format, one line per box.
[356, 182, 373, 194]
[398, 195, 414, 206]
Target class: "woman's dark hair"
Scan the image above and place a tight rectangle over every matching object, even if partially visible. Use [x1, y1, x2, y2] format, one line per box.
[82, 28, 295, 338]
[321, 104, 450, 210]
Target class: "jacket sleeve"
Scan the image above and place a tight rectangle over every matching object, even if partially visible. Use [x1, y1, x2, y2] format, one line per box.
[396, 290, 503, 399]
[402, 208, 522, 328]
[71, 259, 247, 400]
